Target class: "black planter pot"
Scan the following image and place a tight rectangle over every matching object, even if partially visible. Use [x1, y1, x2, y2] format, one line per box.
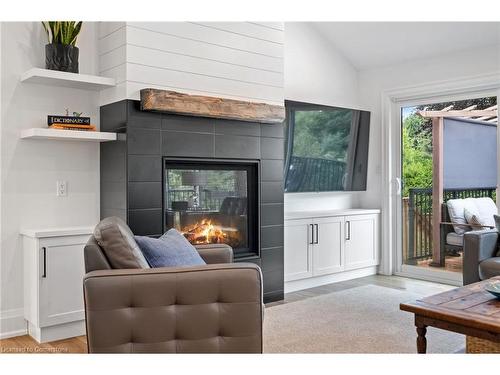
[45, 44, 79, 73]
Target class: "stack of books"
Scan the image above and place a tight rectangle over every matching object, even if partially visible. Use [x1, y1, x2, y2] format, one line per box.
[47, 115, 95, 131]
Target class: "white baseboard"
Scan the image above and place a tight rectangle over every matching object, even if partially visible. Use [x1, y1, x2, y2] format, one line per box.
[284, 266, 378, 293]
[28, 320, 86, 343]
[0, 308, 27, 339]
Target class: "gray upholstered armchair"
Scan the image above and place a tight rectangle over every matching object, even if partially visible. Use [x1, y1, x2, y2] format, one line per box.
[83, 237, 263, 353]
[463, 230, 500, 285]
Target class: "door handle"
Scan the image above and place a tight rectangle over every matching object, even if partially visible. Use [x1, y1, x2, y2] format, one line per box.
[314, 224, 319, 244]
[394, 177, 402, 196]
[346, 221, 351, 241]
[41, 247, 47, 278]
[309, 224, 314, 245]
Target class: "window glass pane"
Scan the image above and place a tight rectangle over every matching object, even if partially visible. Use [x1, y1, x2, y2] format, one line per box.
[293, 109, 352, 162]
[164, 164, 251, 252]
[284, 102, 370, 192]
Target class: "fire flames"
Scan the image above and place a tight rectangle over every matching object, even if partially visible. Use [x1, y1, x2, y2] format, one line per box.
[182, 219, 235, 245]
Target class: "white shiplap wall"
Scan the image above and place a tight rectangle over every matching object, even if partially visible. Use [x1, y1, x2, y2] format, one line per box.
[99, 22, 284, 106]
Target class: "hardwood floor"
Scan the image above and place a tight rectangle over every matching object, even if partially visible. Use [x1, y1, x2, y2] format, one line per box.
[0, 275, 454, 354]
[0, 334, 87, 354]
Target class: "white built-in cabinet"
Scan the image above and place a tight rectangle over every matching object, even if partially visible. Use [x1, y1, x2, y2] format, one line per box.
[284, 209, 380, 291]
[284, 218, 313, 281]
[344, 215, 378, 271]
[21, 227, 92, 343]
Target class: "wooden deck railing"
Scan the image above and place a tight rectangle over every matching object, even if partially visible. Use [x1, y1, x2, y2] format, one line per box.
[285, 156, 345, 192]
[167, 189, 237, 211]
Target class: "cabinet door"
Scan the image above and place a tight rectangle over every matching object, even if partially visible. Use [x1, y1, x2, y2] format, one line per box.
[39, 235, 87, 327]
[312, 216, 344, 276]
[344, 214, 379, 270]
[284, 219, 313, 281]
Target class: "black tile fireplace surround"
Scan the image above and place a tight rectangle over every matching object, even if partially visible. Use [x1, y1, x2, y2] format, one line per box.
[100, 100, 285, 302]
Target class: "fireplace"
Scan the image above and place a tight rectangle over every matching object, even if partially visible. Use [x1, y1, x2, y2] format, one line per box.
[164, 158, 259, 258]
[100, 99, 285, 302]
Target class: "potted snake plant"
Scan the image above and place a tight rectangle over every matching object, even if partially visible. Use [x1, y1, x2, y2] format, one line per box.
[42, 21, 83, 73]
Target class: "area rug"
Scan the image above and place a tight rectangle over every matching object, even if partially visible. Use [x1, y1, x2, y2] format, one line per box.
[264, 284, 464, 353]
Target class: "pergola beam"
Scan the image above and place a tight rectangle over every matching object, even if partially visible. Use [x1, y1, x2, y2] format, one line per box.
[476, 115, 495, 121]
[462, 105, 477, 111]
[417, 109, 498, 118]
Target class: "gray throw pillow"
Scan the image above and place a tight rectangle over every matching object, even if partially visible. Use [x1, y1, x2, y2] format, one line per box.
[93, 216, 150, 269]
[135, 229, 206, 268]
[464, 207, 483, 231]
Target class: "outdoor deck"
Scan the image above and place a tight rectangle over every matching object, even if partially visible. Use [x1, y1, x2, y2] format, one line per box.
[417, 253, 463, 273]
[402, 187, 496, 272]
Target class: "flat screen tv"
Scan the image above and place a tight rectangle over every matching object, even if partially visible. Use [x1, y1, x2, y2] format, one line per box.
[284, 100, 371, 192]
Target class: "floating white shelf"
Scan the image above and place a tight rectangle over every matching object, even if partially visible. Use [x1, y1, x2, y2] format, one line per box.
[21, 128, 117, 142]
[20, 68, 116, 90]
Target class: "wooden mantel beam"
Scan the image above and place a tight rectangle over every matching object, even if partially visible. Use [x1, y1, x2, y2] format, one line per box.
[140, 89, 285, 124]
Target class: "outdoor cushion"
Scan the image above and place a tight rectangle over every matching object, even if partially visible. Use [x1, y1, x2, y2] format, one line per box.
[135, 229, 206, 268]
[446, 232, 464, 247]
[447, 199, 471, 235]
[470, 197, 498, 227]
[448, 198, 497, 235]
[93, 216, 150, 269]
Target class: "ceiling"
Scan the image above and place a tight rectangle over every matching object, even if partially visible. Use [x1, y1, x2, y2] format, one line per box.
[311, 22, 500, 70]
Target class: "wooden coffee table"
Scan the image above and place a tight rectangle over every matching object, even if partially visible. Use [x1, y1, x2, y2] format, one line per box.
[400, 277, 500, 353]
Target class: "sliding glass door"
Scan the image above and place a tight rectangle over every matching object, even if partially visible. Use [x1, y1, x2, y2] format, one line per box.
[397, 96, 497, 284]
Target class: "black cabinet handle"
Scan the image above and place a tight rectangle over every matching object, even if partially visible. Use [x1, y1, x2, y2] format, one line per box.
[42, 247, 47, 278]
[309, 224, 314, 244]
[315, 224, 319, 244]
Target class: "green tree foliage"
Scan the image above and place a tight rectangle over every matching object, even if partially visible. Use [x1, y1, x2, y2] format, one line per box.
[417, 97, 497, 111]
[402, 114, 433, 197]
[293, 109, 352, 161]
[167, 170, 235, 190]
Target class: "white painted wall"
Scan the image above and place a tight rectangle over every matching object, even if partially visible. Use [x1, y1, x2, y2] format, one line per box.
[358, 45, 500, 209]
[99, 22, 285, 106]
[0, 22, 101, 338]
[0, 21, 286, 339]
[284, 23, 364, 212]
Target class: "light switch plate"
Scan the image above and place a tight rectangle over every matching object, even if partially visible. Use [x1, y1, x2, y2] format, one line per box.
[56, 180, 67, 197]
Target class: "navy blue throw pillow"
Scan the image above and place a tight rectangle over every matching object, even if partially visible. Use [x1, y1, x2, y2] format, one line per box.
[134, 229, 206, 268]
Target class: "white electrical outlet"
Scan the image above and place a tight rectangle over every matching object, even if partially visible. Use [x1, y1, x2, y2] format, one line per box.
[56, 181, 67, 197]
